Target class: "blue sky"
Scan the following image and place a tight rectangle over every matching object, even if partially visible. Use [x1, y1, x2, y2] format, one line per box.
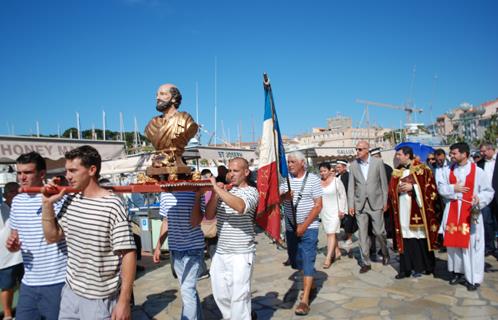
[1, 0, 497, 143]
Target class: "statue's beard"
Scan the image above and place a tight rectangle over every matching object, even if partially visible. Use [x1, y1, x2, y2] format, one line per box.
[156, 99, 173, 112]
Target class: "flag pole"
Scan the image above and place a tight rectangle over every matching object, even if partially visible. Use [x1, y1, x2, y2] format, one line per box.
[263, 73, 297, 231]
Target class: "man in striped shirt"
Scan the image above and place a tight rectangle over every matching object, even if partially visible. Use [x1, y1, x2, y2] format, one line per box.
[42, 145, 136, 320]
[280, 151, 323, 316]
[6, 152, 68, 320]
[153, 191, 205, 320]
[205, 157, 259, 320]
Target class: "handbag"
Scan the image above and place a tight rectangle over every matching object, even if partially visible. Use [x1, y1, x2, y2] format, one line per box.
[200, 218, 217, 238]
[341, 212, 358, 234]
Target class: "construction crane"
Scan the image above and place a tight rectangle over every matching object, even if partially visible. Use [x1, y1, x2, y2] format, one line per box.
[355, 99, 423, 124]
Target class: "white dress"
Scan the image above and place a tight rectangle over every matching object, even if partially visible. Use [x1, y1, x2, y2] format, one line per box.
[320, 178, 348, 234]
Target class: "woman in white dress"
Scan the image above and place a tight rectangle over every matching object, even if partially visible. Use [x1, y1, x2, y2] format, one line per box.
[319, 163, 348, 268]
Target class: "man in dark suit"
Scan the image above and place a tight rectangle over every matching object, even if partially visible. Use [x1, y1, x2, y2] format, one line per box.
[477, 143, 498, 256]
[348, 141, 389, 273]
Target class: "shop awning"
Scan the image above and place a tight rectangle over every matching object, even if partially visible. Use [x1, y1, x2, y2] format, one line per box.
[0, 136, 126, 163]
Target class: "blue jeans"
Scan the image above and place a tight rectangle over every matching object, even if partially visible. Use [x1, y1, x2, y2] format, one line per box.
[16, 282, 64, 320]
[482, 205, 496, 252]
[171, 249, 204, 320]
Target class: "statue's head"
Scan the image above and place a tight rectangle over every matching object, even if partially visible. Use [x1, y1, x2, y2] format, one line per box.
[156, 83, 182, 112]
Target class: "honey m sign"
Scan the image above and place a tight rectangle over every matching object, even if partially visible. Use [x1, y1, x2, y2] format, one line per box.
[0, 136, 125, 162]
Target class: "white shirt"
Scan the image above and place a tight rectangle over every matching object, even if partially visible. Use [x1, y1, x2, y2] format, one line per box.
[0, 202, 23, 269]
[358, 155, 371, 181]
[483, 154, 496, 186]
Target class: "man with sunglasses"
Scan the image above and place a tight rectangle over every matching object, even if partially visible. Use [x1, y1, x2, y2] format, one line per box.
[348, 141, 389, 273]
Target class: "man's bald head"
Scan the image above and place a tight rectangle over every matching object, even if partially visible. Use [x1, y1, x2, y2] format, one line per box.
[355, 140, 370, 161]
[356, 140, 370, 149]
[156, 83, 182, 112]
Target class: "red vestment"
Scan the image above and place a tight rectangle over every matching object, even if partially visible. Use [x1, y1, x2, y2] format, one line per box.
[388, 160, 441, 254]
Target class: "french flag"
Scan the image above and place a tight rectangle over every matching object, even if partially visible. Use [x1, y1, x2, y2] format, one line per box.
[256, 75, 288, 241]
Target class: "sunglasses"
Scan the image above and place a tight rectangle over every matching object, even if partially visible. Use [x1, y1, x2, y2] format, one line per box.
[356, 148, 366, 151]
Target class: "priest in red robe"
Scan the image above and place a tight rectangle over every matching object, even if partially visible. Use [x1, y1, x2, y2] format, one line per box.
[388, 146, 441, 279]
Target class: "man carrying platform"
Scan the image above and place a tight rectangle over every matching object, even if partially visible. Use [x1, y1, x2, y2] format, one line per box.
[42, 145, 137, 319]
[205, 157, 259, 320]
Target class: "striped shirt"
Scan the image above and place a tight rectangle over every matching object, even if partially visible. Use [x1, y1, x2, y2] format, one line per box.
[215, 186, 259, 254]
[58, 193, 136, 299]
[159, 192, 205, 251]
[280, 172, 323, 231]
[9, 193, 67, 286]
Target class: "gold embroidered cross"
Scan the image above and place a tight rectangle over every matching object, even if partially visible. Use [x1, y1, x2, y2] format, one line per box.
[446, 223, 457, 234]
[431, 224, 438, 232]
[459, 223, 470, 235]
[412, 215, 422, 224]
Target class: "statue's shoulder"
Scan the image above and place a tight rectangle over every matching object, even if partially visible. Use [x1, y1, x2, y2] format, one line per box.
[176, 111, 194, 120]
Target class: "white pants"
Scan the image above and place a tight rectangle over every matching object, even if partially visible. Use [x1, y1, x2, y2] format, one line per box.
[210, 252, 254, 320]
[447, 215, 485, 285]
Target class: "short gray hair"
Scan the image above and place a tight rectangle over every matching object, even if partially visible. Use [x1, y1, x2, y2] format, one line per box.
[287, 151, 306, 162]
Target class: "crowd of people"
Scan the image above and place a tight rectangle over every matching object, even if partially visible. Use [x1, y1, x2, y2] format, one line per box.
[0, 139, 497, 319]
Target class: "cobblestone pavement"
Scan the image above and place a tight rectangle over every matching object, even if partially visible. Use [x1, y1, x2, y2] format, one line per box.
[132, 229, 498, 319]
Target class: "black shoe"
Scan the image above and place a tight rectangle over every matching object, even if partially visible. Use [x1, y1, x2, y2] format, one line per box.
[348, 251, 354, 259]
[382, 256, 390, 266]
[466, 283, 480, 291]
[449, 274, 465, 285]
[283, 259, 291, 266]
[359, 265, 371, 274]
[395, 273, 408, 279]
[412, 272, 422, 278]
[485, 250, 495, 257]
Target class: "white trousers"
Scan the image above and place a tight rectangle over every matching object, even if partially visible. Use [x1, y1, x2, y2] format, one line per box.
[210, 252, 254, 320]
[447, 215, 485, 285]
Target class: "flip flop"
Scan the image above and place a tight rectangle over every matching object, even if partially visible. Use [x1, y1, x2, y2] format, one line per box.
[295, 302, 310, 316]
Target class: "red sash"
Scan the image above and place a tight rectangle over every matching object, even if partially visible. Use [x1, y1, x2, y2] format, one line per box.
[443, 163, 475, 248]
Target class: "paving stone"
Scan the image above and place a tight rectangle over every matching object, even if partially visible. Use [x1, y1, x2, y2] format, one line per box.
[461, 299, 488, 306]
[450, 306, 498, 318]
[345, 288, 389, 298]
[319, 292, 349, 302]
[454, 286, 479, 299]
[480, 287, 498, 303]
[320, 307, 353, 318]
[352, 316, 383, 320]
[379, 310, 390, 316]
[424, 294, 458, 306]
[343, 298, 380, 310]
[131, 232, 498, 319]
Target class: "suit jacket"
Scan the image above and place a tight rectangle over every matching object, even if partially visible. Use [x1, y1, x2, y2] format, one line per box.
[477, 157, 498, 206]
[339, 171, 349, 195]
[348, 156, 388, 211]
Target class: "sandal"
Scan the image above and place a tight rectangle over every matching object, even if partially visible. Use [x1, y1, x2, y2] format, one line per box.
[299, 287, 317, 300]
[295, 302, 310, 316]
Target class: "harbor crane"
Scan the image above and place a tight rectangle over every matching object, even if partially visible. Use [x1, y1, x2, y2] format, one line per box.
[355, 99, 423, 124]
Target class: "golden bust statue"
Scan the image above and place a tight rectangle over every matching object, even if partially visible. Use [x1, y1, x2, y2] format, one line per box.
[144, 84, 198, 174]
